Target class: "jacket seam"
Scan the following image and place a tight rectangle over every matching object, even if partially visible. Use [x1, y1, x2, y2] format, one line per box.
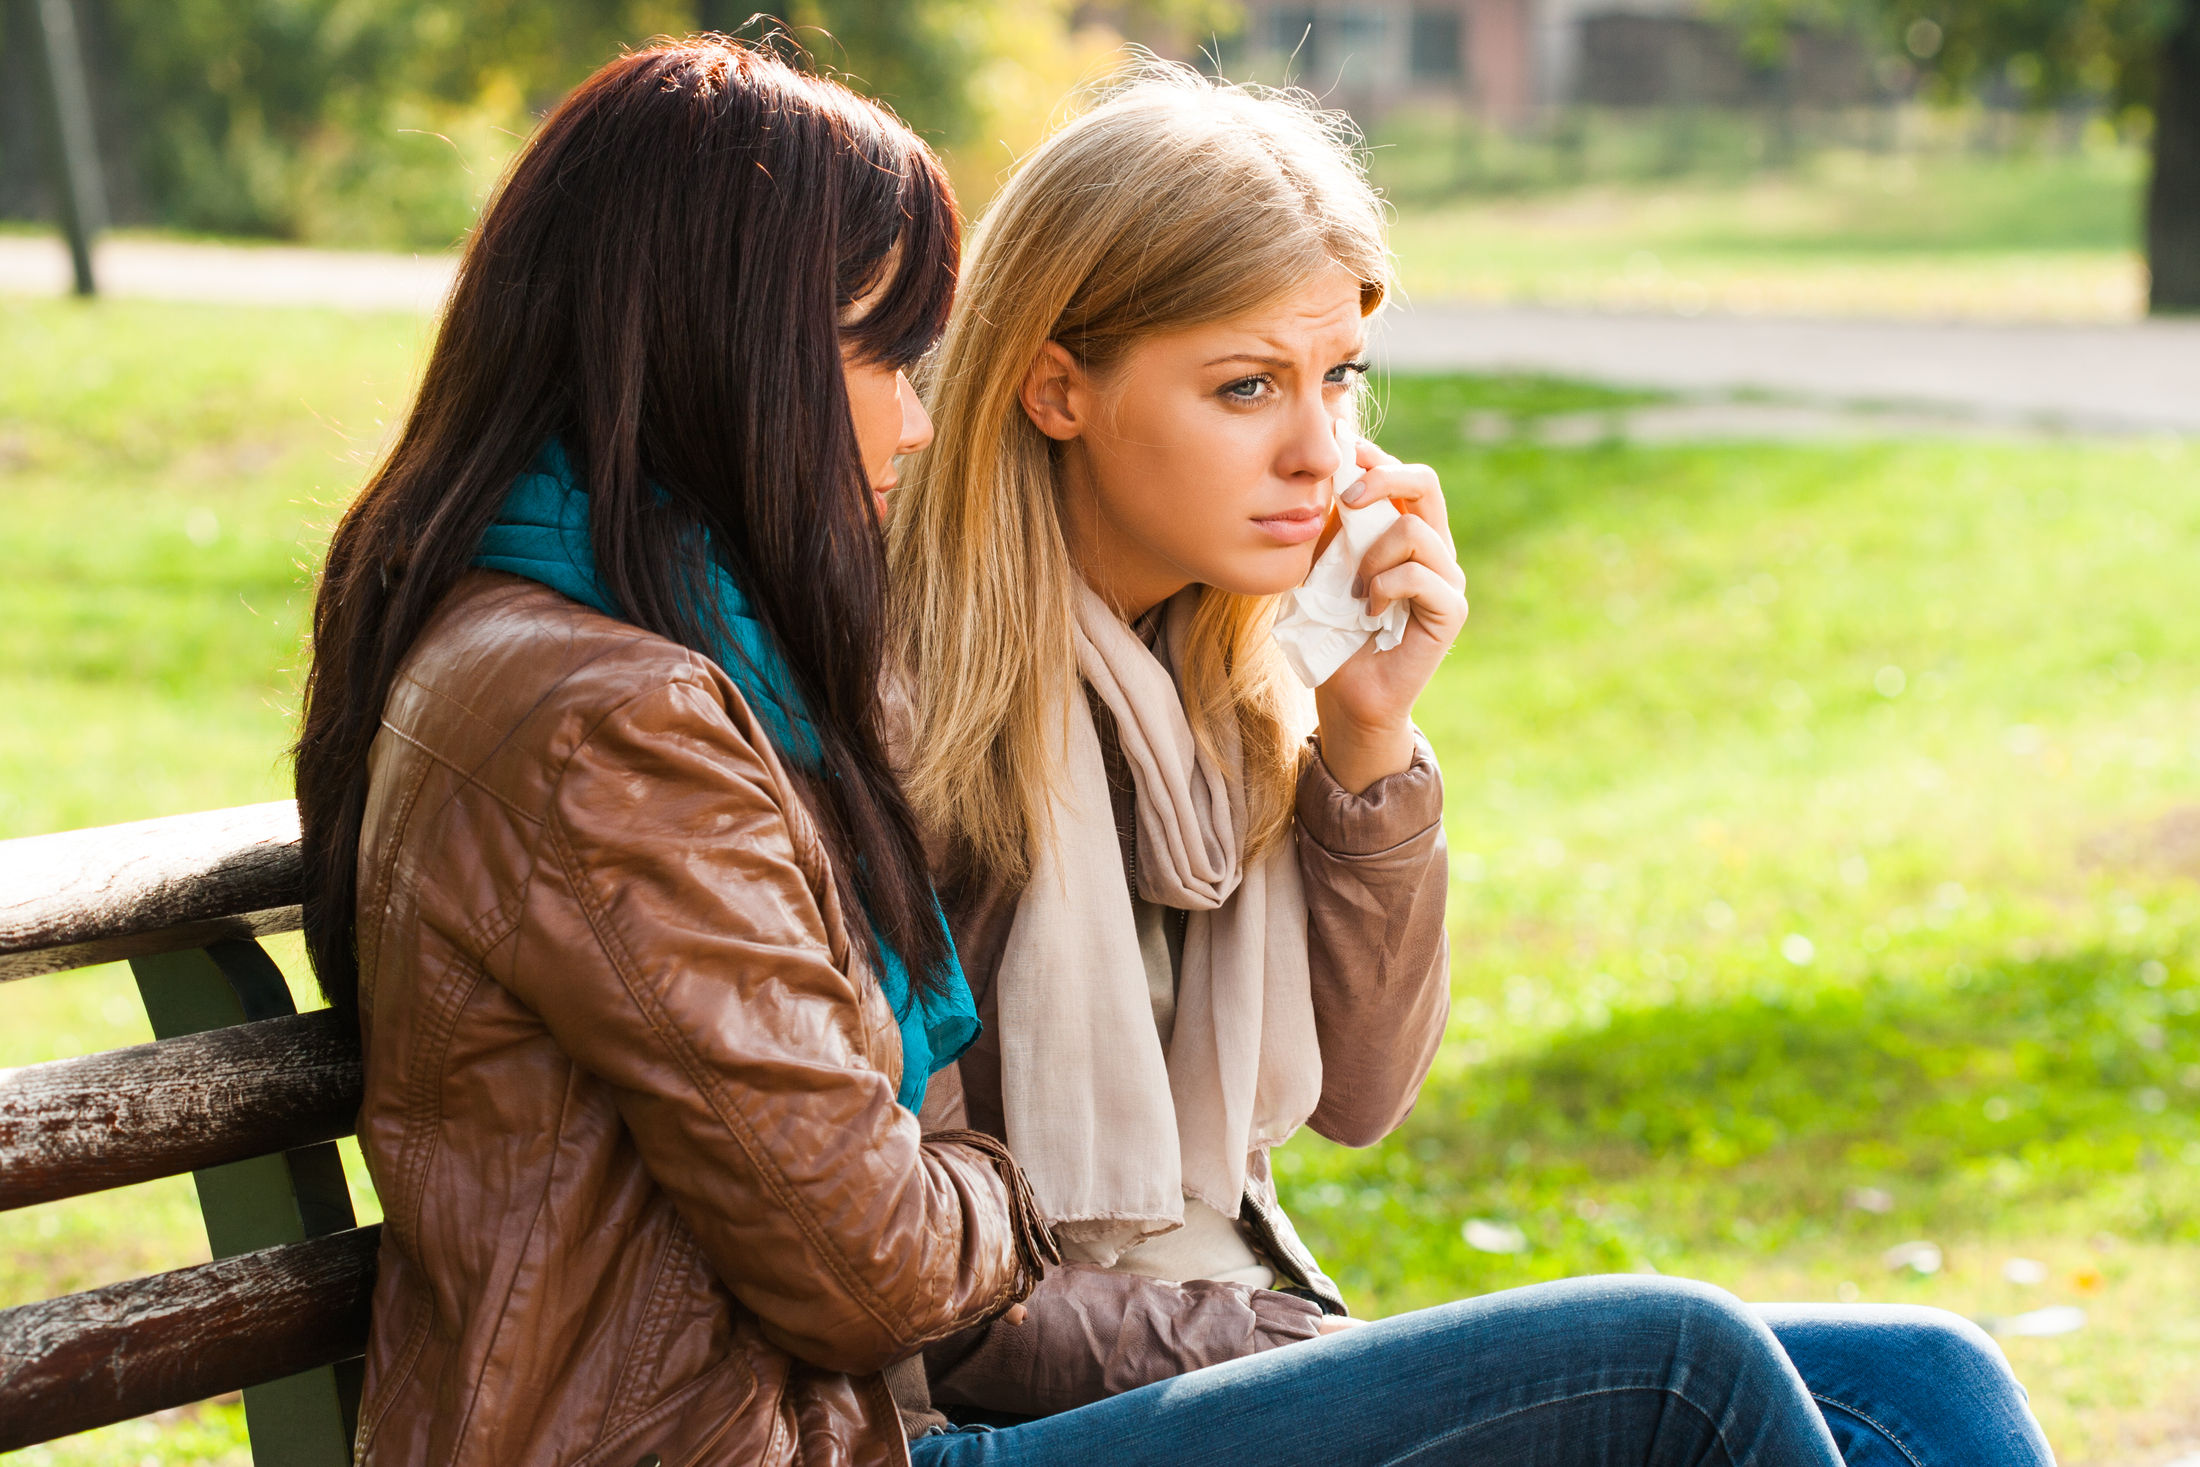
[855, 1372, 913, 1467]
[351, 751, 439, 1459]
[1295, 812, 1444, 863]
[1295, 737, 1444, 860]
[567, 1351, 756, 1467]
[376, 721, 549, 826]
[387, 855, 525, 1252]
[355, 753, 434, 1015]
[379, 632, 717, 833]
[352, 1289, 433, 1463]
[388, 668, 497, 732]
[386, 577, 674, 741]
[444, 1057, 580, 1452]
[392, 960, 488, 1253]
[603, 1224, 683, 1430]
[369, 774, 461, 1336]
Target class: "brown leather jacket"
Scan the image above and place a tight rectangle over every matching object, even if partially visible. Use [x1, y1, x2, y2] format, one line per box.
[920, 711, 1451, 1417]
[351, 575, 1051, 1467]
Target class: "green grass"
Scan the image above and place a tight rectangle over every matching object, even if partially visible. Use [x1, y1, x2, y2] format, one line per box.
[1384, 144, 2148, 321]
[4, 298, 2200, 1462]
[0, 298, 427, 835]
[1278, 373, 2200, 1463]
[0, 297, 422, 1465]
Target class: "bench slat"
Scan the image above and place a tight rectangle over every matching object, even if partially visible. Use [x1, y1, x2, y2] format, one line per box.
[0, 802, 302, 982]
[0, 1009, 363, 1212]
[0, 1224, 380, 1452]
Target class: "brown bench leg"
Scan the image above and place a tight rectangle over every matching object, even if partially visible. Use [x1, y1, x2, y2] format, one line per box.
[132, 938, 363, 1467]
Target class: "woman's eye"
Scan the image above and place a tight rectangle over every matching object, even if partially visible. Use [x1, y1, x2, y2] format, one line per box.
[1219, 375, 1272, 402]
[1324, 359, 1371, 385]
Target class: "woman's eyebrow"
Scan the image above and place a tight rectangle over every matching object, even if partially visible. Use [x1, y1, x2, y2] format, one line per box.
[1203, 339, 1369, 370]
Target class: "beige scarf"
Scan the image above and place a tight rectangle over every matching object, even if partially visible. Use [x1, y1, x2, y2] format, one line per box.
[994, 585, 1322, 1263]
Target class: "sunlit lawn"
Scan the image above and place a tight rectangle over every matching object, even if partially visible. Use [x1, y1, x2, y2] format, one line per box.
[1285, 375, 2200, 1465]
[3, 298, 2198, 1463]
[0, 298, 418, 1466]
[1381, 144, 2147, 321]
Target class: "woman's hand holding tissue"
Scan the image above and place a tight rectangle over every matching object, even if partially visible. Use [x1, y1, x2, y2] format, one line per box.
[1311, 436, 1468, 794]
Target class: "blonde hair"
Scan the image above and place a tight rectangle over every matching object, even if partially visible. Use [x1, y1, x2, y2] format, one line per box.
[889, 62, 1392, 887]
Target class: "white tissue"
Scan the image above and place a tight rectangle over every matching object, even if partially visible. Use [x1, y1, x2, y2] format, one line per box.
[1272, 419, 1409, 688]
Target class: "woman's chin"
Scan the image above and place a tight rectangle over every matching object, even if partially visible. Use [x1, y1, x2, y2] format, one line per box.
[1199, 549, 1318, 600]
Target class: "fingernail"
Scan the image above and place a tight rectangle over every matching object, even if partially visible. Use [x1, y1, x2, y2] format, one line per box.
[1350, 574, 1366, 598]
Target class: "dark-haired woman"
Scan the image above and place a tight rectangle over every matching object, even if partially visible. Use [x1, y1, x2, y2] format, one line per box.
[294, 43, 1054, 1465]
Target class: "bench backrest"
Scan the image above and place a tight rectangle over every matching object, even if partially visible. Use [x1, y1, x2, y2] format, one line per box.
[0, 801, 373, 1465]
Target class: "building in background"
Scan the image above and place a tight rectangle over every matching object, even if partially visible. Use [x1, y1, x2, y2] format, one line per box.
[1235, 0, 1531, 122]
[1229, 0, 1875, 123]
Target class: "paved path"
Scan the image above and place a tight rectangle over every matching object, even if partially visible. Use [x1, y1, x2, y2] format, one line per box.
[7, 235, 2197, 432]
[1374, 303, 2200, 434]
[0, 234, 455, 315]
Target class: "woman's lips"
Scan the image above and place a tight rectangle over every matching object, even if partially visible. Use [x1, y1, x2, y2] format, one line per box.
[1252, 506, 1325, 545]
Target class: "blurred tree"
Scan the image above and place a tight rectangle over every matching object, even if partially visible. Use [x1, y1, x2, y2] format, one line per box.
[82, 0, 690, 241]
[1868, 0, 2194, 308]
[2143, 2, 2198, 307]
[0, 1, 1249, 245]
[1, 0, 1186, 245]
[1716, 0, 2195, 309]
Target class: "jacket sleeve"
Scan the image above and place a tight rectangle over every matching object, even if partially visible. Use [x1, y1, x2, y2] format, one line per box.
[502, 676, 1047, 1375]
[1296, 731, 1451, 1147]
[923, 1264, 1323, 1416]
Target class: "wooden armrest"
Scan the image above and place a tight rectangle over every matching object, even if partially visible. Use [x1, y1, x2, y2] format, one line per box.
[0, 802, 303, 982]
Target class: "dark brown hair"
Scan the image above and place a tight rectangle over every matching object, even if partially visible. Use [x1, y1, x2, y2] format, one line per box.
[295, 39, 958, 1012]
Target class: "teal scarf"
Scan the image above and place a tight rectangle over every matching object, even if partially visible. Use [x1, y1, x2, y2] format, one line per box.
[475, 441, 978, 1112]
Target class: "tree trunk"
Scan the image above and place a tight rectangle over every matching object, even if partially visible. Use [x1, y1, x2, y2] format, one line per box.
[2148, 0, 2200, 311]
[25, 0, 105, 294]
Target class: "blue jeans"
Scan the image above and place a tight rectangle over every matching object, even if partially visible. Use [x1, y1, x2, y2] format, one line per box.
[907, 1277, 2054, 1467]
[1758, 1303, 2053, 1466]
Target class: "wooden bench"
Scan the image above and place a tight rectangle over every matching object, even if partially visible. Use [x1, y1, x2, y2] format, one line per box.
[0, 801, 374, 1464]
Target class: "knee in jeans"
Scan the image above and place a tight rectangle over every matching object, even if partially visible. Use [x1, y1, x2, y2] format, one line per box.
[1646, 1274, 1751, 1320]
[1664, 1278, 1764, 1342]
[1879, 1305, 2014, 1384]
[1589, 1275, 1765, 1351]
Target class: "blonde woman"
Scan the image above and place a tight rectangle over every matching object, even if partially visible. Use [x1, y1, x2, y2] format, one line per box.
[888, 67, 2051, 1467]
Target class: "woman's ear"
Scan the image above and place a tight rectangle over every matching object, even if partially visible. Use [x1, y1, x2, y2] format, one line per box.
[1019, 341, 1086, 442]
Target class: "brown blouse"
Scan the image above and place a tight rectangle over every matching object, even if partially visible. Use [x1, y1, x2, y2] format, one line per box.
[916, 728, 1451, 1419]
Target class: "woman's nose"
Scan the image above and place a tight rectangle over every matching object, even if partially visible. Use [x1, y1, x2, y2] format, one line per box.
[1282, 400, 1344, 484]
[897, 372, 935, 456]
